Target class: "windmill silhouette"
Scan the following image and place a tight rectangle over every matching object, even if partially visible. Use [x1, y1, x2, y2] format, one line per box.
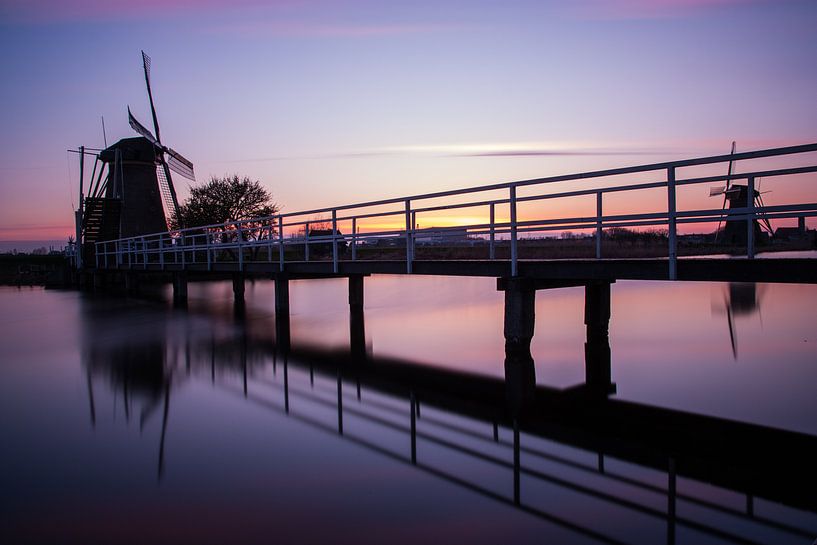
[710, 142, 773, 245]
[78, 51, 196, 261]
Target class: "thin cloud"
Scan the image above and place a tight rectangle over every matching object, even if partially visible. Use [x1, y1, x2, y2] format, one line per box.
[454, 149, 673, 158]
[206, 141, 680, 163]
[570, 0, 762, 20]
[209, 20, 471, 38]
[0, 0, 298, 24]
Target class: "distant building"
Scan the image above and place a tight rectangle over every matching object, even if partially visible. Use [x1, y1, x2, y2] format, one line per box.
[414, 227, 472, 245]
[774, 217, 809, 241]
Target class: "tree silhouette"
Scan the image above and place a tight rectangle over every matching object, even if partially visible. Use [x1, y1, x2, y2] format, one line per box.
[172, 175, 278, 229]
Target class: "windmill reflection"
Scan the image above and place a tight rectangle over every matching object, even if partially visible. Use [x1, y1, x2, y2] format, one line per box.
[712, 282, 765, 358]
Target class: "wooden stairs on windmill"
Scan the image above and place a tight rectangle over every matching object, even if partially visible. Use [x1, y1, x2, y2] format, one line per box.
[82, 197, 122, 265]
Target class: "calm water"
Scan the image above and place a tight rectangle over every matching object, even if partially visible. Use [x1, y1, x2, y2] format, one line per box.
[1, 275, 816, 544]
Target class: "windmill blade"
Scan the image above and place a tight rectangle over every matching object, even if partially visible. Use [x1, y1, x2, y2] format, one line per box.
[714, 141, 737, 243]
[158, 159, 181, 223]
[142, 50, 162, 144]
[725, 140, 736, 190]
[165, 147, 195, 181]
[128, 106, 157, 144]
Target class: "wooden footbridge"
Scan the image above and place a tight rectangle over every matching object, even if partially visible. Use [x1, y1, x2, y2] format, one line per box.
[84, 142, 817, 356]
[88, 142, 817, 283]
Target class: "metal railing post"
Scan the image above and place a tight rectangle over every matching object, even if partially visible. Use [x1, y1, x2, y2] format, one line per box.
[667, 167, 677, 280]
[180, 235, 185, 267]
[237, 224, 243, 271]
[116, 241, 122, 267]
[510, 185, 518, 276]
[351, 217, 357, 261]
[332, 209, 339, 273]
[405, 199, 413, 273]
[489, 202, 495, 260]
[159, 235, 164, 270]
[305, 222, 310, 262]
[411, 210, 417, 261]
[747, 175, 755, 259]
[206, 231, 211, 271]
[596, 191, 603, 259]
[95, 243, 100, 269]
[278, 216, 284, 271]
[267, 223, 273, 263]
[142, 237, 147, 268]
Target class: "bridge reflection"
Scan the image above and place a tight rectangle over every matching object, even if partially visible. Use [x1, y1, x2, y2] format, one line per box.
[80, 295, 817, 545]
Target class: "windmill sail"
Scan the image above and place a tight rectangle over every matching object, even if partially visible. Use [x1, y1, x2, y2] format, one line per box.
[166, 147, 195, 181]
[142, 50, 161, 143]
[128, 107, 157, 144]
[157, 161, 181, 223]
[714, 141, 737, 242]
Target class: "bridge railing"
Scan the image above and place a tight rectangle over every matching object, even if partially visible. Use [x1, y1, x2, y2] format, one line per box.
[95, 143, 817, 278]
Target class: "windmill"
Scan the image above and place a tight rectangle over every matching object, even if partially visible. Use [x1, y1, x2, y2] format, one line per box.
[710, 142, 773, 244]
[74, 51, 196, 266]
[127, 50, 196, 222]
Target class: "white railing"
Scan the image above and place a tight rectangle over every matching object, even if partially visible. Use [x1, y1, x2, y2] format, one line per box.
[95, 143, 817, 279]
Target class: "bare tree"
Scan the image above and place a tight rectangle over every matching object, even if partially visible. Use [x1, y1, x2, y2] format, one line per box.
[173, 175, 278, 229]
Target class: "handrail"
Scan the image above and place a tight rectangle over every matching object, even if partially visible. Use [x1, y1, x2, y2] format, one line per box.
[94, 142, 817, 279]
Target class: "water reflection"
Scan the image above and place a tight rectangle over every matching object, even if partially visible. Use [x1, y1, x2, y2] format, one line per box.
[711, 283, 765, 358]
[78, 292, 817, 545]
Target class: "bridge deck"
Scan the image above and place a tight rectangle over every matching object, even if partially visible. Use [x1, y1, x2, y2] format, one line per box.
[98, 257, 817, 283]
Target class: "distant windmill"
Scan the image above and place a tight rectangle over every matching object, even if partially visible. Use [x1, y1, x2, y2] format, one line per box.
[710, 142, 773, 244]
[128, 50, 196, 221]
[74, 51, 196, 265]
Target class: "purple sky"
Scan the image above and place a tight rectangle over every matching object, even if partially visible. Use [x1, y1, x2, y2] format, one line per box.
[1, 0, 815, 240]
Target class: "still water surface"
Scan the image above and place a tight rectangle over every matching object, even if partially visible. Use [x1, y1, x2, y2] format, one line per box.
[1, 276, 816, 544]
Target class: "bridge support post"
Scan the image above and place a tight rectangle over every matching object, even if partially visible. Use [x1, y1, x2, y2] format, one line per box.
[232, 273, 245, 304]
[92, 272, 106, 292]
[349, 275, 366, 359]
[275, 276, 291, 353]
[584, 281, 613, 392]
[172, 272, 188, 304]
[348, 275, 364, 311]
[500, 278, 536, 412]
[124, 272, 139, 296]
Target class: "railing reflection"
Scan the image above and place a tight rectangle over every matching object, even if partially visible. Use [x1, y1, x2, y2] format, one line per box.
[80, 297, 817, 545]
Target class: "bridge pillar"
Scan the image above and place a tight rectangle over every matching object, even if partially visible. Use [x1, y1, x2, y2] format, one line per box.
[502, 278, 536, 360]
[275, 276, 291, 353]
[584, 281, 613, 392]
[232, 273, 245, 304]
[124, 272, 139, 296]
[172, 272, 188, 304]
[348, 275, 364, 311]
[500, 278, 536, 412]
[92, 272, 107, 292]
[349, 275, 366, 358]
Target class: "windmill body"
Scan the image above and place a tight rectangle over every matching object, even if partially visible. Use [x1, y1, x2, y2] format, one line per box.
[720, 184, 765, 246]
[99, 137, 169, 238]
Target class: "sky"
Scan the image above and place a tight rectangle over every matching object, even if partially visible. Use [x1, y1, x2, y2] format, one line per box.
[1, 0, 816, 241]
